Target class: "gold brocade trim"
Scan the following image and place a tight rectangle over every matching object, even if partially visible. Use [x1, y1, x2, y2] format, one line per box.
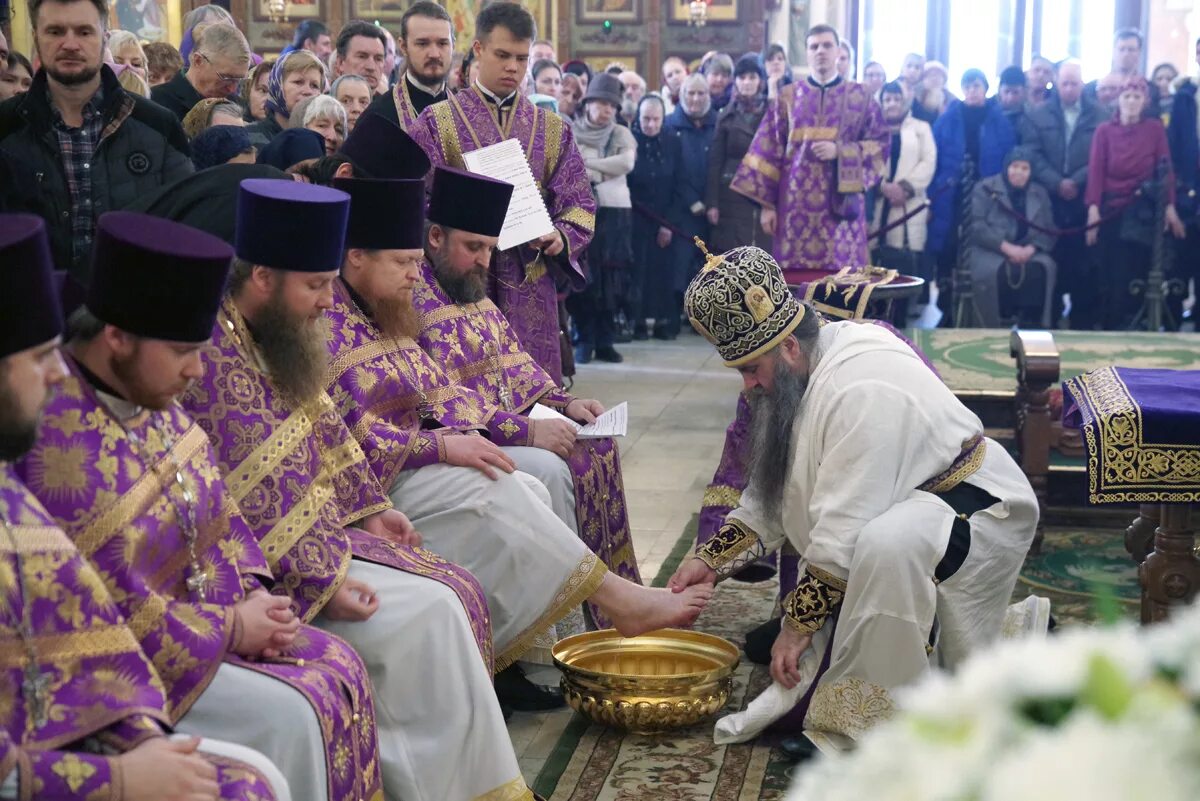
[351, 385, 465, 442]
[327, 337, 419, 385]
[696, 519, 761, 571]
[0, 525, 74, 553]
[418, 296, 501, 328]
[919, 435, 986, 494]
[789, 126, 838, 141]
[0, 625, 143, 667]
[861, 140, 882, 156]
[494, 555, 608, 673]
[446, 352, 533, 386]
[432, 99, 465, 167]
[802, 266, 898, 320]
[742, 153, 780, 182]
[125, 594, 167, 639]
[701, 485, 742, 510]
[258, 481, 334, 567]
[225, 408, 314, 504]
[560, 206, 596, 233]
[73, 425, 209, 558]
[782, 568, 845, 634]
[805, 677, 895, 742]
[723, 313, 804, 369]
[807, 564, 848, 592]
[1067, 367, 1200, 503]
[544, 111, 564, 176]
[472, 776, 533, 801]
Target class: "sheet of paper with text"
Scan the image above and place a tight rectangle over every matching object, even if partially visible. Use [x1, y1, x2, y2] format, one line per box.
[462, 138, 556, 251]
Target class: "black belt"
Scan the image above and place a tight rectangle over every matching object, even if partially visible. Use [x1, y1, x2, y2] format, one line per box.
[932, 482, 997, 584]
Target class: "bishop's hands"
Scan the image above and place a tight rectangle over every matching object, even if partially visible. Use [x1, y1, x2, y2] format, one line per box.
[118, 736, 219, 801]
[323, 578, 380, 622]
[233, 589, 300, 659]
[770, 625, 812, 689]
[362, 508, 422, 548]
[666, 556, 717, 594]
[443, 432, 517, 480]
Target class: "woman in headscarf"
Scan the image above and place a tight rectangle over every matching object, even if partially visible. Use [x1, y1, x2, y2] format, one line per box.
[914, 60, 954, 124]
[1085, 75, 1185, 329]
[705, 53, 771, 254]
[565, 72, 637, 363]
[963, 146, 1058, 327]
[628, 93, 686, 340]
[241, 59, 274, 122]
[244, 50, 327, 148]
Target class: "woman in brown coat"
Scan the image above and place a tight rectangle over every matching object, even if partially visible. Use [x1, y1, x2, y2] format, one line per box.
[705, 53, 773, 253]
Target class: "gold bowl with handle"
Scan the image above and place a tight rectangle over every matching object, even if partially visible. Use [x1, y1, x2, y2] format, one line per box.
[552, 628, 740, 734]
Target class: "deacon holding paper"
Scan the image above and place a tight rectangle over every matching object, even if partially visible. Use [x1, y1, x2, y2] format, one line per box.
[409, 1, 596, 384]
[413, 166, 643, 633]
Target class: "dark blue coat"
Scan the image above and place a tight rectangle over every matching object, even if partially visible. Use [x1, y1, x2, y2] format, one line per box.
[663, 105, 718, 239]
[928, 98, 1016, 253]
[629, 127, 687, 232]
[1168, 80, 1199, 218]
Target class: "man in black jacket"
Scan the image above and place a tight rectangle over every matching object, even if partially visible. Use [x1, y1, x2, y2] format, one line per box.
[150, 22, 250, 120]
[1020, 60, 1102, 328]
[0, 0, 192, 282]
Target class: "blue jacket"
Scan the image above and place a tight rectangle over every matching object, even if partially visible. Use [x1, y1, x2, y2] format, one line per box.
[629, 127, 687, 230]
[928, 98, 1016, 253]
[664, 105, 718, 236]
[1168, 80, 1199, 217]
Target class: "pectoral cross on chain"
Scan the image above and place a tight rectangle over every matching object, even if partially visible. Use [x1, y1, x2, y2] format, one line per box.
[186, 566, 209, 600]
[23, 665, 50, 728]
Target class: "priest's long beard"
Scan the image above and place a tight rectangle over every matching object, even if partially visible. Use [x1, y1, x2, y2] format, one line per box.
[746, 360, 809, 521]
[253, 289, 330, 407]
[374, 289, 422, 340]
[430, 251, 487, 304]
[0, 381, 36, 462]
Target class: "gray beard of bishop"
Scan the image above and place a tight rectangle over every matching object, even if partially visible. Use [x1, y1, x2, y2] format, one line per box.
[746, 360, 809, 521]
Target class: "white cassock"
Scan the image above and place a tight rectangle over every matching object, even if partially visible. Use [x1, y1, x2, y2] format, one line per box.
[711, 321, 1038, 743]
[389, 464, 607, 671]
[316, 559, 531, 801]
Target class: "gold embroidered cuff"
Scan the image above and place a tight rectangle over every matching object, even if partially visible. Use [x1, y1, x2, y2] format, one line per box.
[695, 519, 766, 578]
[782, 566, 847, 634]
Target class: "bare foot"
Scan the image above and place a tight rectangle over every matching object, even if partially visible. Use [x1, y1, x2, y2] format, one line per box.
[604, 583, 715, 638]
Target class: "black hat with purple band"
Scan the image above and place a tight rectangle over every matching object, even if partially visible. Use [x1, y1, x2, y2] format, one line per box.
[427, 166, 513, 238]
[87, 212, 235, 343]
[332, 177, 427, 250]
[236, 179, 351, 272]
[0, 214, 62, 358]
[338, 112, 431, 180]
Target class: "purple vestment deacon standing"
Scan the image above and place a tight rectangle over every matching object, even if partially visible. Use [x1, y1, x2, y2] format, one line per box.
[0, 215, 277, 801]
[731, 78, 889, 276]
[409, 85, 597, 384]
[16, 212, 384, 801]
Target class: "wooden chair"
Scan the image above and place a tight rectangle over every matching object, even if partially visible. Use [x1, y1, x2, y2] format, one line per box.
[1010, 330, 1059, 553]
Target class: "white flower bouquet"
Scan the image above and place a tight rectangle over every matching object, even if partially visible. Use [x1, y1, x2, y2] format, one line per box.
[789, 603, 1200, 801]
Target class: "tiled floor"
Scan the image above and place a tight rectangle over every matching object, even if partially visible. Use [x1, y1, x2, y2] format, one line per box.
[509, 333, 744, 787]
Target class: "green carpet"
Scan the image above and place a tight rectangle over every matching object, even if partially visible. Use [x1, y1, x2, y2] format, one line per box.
[1012, 527, 1139, 626]
[904, 328, 1200, 395]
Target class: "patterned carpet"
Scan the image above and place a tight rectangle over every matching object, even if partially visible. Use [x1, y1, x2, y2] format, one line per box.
[904, 328, 1200, 394]
[534, 518, 1140, 799]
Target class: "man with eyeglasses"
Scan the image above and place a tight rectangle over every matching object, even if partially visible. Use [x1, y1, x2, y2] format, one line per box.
[0, 0, 192, 283]
[151, 23, 251, 120]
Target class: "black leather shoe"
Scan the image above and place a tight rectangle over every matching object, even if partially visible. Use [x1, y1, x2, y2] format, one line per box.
[779, 736, 818, 763]
[495, 664, 566, 711]
[594, 346, 624, 363]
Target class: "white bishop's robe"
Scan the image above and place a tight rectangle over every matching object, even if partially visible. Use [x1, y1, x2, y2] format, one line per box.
[709, 321, 1038, 744]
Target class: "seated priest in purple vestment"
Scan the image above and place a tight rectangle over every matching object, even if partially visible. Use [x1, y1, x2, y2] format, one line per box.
[730, 24, 890, 277]
[408, 2, 596, 384]
[176, 179, 535, 801]
[0, 215, 286, 801]
[414, 167, 644, 635]
[313, 171, 713, 707]
[14, 212, 382, 801]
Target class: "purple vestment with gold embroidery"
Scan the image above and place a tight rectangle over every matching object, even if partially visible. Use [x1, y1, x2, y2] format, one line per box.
[0, 465, 278, 801]
[409, 86, 596, 384]
[731, 79, 889, 275]
[412, 262, 642, 626]
[17, 363, 384, 801]
[179, 298, 493, 667]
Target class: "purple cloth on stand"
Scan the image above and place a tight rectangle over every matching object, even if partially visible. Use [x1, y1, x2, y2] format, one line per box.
[1062, 366, 1200, 504]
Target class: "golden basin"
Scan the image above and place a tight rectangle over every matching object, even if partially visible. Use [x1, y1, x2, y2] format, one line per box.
[552, 628, 740, 734]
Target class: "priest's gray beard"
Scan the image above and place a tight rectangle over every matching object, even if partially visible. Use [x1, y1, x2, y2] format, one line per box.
[429, 250, 487, 304]
[374, 288, 422, 340]
[254, 287, 330, 407]
[747, 358, 809, 520]
[0, 378, 36, 462]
